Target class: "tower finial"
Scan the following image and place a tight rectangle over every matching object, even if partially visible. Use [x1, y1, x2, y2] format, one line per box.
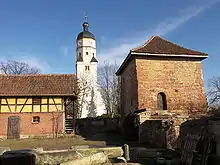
[83, 12, 89, 31]
[84, 12, 88, 22]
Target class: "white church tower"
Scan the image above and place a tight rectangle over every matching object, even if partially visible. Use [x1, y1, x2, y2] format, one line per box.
[76, 17, 106, 118]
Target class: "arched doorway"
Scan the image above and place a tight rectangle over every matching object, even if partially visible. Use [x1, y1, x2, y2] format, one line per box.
[157, 92, 167, 110]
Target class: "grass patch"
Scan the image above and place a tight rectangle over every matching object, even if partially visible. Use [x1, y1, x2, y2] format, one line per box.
[0, 135, 106, 150]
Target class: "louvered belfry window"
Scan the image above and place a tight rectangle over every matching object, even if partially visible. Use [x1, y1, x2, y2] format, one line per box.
[85, 66, 90, 71]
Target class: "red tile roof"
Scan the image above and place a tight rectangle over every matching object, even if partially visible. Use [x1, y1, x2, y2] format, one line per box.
[0, 74, 76, 96]
[116, 36, 208, 75]
[131, 36, 208, 56]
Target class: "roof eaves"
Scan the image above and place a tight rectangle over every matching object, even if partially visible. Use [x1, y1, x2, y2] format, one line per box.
[0, 74, 76, 77]
[130, 52, 208, 59]
[0, 94, 76, 97]
[116, 52, 133, 75]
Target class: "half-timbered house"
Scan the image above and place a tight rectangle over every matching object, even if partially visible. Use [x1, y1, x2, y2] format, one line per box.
[0, 74, 76, 139]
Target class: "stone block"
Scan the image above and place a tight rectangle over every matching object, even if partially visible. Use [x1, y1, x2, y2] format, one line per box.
[0, 147, 10, 156]
[60, 152, 108, 165]
[70, 145, 89, 150]
[1, 150, 36, 165]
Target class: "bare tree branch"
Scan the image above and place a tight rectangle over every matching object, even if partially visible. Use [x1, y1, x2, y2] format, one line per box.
[207, 76, 220, 108]
[0, 60, 40, 74]
[98, 62, 120, 115]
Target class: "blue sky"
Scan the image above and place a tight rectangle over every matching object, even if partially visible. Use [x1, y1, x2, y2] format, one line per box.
[0, 0, 220, 89]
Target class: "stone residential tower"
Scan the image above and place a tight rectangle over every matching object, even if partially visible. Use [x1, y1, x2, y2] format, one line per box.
[116, 36, 208, 146]
[76, 19, 106, 118]
[116, 36, 208, 118]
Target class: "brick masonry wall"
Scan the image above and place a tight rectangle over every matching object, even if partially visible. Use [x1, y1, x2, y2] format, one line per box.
[119, 56, 207, 146]
[136, 57, 207, 113]
[120, 58, 138, 118]
[0, 112, 64, 138]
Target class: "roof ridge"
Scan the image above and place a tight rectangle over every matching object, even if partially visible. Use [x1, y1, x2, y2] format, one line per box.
[131, 36, 156, 51]
[130, 35, 207, 55]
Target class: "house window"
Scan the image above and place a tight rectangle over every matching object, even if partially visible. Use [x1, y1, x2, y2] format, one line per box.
[85, 66, 90, 71]
[32, 116, 40, 123]
[86, 52, 88, 55]
[157, 92, 167, 110]
[33, 97, 41, 105]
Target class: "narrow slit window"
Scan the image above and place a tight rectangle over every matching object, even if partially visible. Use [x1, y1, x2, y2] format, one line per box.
[86, 52, 88, 55]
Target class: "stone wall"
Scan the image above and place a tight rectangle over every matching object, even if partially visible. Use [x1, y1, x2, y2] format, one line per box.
[179, 114, 220, 150]
[135, 57, 207, 113]
[75, 118, 120, 135]
[139, 119, 167, 148]
[119, 58, 138, 118]
[178, 114, 220, 164]
[138, 111, 190, 149]
[118, 56, 207, 133]
[118, 52, 208, 151]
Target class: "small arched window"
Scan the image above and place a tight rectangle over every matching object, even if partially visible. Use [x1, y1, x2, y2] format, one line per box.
[157, 92, 167, 110]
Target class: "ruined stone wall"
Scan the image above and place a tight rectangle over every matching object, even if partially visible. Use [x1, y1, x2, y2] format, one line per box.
[178, 115, 220, 164]
[138, 111, 189, 149]
[135, 57, 207, 113]
[139, 119, 167, 148]
[119, 58, 138, 118]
